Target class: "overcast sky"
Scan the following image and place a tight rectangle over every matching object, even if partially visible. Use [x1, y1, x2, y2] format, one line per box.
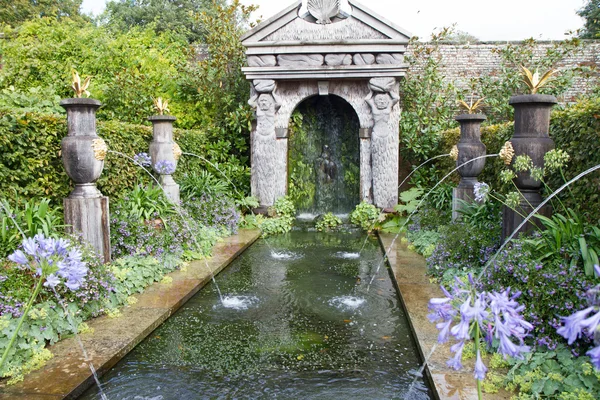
[82, 0, 587, 41]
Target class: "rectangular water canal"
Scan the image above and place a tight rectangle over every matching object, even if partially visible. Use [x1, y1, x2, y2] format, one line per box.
[81, 231, 432, 399]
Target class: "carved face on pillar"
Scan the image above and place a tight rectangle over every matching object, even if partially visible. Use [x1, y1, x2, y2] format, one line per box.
[374, 93, 390, 110]
[258, 94, 274, 111]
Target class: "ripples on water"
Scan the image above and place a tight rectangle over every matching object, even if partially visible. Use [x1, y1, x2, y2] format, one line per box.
[81, 231, 432, 400]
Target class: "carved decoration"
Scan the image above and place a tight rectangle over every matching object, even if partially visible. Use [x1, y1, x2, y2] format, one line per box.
[366, 77, 400, 208]
[376, 53, 404, 65]
[324, 54, 352, 66]
[277, 54, 324, 67]
[248, 80, 282, 206]
[353, 54, 375, 65]
[248, 55, 277, 67]
[307, 0, 340, 24]
[91, 138, 108, 161]
[263, 17, 386, 41]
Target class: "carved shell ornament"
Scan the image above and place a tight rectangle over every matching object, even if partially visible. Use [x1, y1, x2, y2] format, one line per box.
[300, 0, 351, 24]
[172, 143, 182, 161]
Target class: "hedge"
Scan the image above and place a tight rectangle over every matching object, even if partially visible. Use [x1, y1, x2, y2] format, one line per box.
[0, 109, 250, 206]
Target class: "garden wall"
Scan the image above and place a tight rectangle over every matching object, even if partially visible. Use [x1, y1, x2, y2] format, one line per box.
[406, 40, 600, 103]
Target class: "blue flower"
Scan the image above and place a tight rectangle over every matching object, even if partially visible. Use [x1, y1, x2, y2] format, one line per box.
[556, 307, 594, 344]
[154, 160, 176, 175]
[7, 234, 88, 291]
[474, 350, 487, 381]
[473, 182, 490, 203]
[133, 152, 152, 167]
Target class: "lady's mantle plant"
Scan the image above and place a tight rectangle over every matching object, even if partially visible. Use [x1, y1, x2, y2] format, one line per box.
[0, 234, 88, 372]
[429, 275, 532, 398]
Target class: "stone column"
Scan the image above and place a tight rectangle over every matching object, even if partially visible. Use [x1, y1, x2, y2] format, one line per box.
[365, 77, 400, 210]
[60, 98, 111, 263]
[502, 94, 556, 239]
[249, 79, 284, 211]
[148, 115, 180, 203]
[452, 113, 487, 220]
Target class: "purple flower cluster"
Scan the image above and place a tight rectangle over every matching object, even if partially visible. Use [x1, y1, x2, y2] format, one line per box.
[0, 293, 24, 318]
[429, 275, 532, 381]
[154, 160, 176, 175]
[485, 241, 595, 348]
[133, 152, 152, 167]
[183, 193, 240, 235]
[557, 266, 600, 369]
[8, 234, 88, 291]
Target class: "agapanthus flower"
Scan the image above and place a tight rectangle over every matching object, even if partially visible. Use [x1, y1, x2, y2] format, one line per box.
[8, 234, 88, 291]
[154, 159, 176, 175]
[499, 141, 515, 165]
[557, 284, 600, 369]
[473, 182, 490, 203]
[505, 191, 521, 209]
[133, 152, 152, 167]
[428, 276, 531, 381]
[512, 154, 533, 173]
[544, 149, 570, 172]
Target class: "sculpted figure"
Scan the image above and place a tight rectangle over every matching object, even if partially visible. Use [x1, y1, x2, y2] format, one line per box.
[365, 92, 399, 138]
[317, 145, 336, 184]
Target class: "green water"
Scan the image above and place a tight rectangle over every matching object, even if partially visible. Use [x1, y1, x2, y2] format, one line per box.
[81, 231, 431, 399]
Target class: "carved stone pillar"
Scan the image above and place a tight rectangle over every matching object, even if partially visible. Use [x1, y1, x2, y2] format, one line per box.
[502, 94, 556, 239]
[60, 98, 111, 263]
[452, 113, 487, 220]
[249, 79, 284, 210]
[148, 115, 180, 203]
[365, 77, 400, 210]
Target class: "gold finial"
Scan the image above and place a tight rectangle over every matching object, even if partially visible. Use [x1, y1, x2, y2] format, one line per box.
[458, 96, 485, 114]
[71, 70, 91, 98]
[153, 97, 170, 115]
[520, 66, 557, 94]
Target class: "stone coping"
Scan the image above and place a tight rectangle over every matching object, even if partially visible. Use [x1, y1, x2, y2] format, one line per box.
[0, 230, 261, 400]
[378, 233, 512, 400]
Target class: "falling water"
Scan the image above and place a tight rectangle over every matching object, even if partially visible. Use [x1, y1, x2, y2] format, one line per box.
[288, 96, 360, 215]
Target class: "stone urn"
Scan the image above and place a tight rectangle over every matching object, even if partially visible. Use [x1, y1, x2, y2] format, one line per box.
[148, 115, 180, 203]
[502, 94, 557, 238]
[452, 113, 486, 219]
[60, 97, 111, 262]
[60, 98, 105, 198]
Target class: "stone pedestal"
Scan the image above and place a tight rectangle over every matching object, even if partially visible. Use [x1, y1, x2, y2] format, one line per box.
[60, 98, 111, 262]
[148, 115, 180, 203]
[502, 94, 556, 239]
[64, 197, 111, 262]
[452, 113, 486, 220]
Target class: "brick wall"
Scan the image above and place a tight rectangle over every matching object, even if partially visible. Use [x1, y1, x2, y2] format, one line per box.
[405, 40, 600, 103]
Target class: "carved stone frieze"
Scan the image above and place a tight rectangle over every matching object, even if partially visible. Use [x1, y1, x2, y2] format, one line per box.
[376, 53, 404, 65]
[324, 54, 352, 66]
[277, 54, 324, 67]
[353, 54, 375, 65]
[247, 55, 277, 67]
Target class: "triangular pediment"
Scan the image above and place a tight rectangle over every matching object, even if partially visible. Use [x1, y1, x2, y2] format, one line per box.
[242, 1, 412, 44]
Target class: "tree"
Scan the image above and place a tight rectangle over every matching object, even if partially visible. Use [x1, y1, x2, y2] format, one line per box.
[0, 0, 85, 26]
[101, 0, 217, 43]
[578, 0, 600, 39]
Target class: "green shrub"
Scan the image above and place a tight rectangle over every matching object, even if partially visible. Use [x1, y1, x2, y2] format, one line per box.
[315, 213, 342, 232]
[349, 201, 380, 231]
[258, 196, 296, 237]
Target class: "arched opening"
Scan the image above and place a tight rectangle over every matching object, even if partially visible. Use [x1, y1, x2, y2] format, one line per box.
[287, 95, 360, 215]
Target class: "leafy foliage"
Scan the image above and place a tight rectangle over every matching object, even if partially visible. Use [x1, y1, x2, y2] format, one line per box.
[315, 213, 342, 232]
[0, 0, 86, 27]
[578, 0, 600, 39]
[0, 198, 64, 258]
[101, 0, 213, 43]
[505, 345, 600, 398]
[349, 201, 380, 232]
[260, 196, 296, 237]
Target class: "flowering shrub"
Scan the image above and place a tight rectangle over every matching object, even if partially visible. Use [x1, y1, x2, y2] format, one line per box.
[485, 240, 596, 349]
[427, 220, 500, 284]
[182, 193, 240, 236]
